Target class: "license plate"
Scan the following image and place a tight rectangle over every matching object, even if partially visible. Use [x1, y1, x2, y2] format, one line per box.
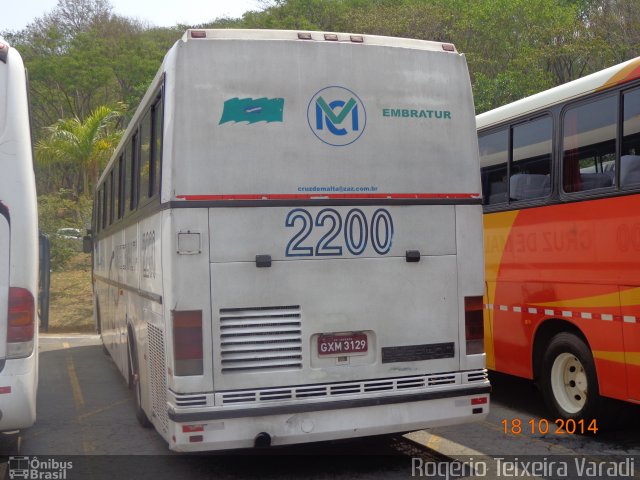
[317, 333, 368, 356]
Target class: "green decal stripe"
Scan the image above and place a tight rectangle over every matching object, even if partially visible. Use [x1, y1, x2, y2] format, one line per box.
[219, 97, 284, 124]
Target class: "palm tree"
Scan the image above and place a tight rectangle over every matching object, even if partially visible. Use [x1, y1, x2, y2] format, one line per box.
[35, 103, 126, 196]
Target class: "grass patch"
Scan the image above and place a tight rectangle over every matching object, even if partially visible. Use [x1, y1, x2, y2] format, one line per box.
[45, 253, 94, 333]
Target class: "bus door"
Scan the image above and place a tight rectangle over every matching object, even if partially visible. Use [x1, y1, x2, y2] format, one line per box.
[0, 210, 9, 358]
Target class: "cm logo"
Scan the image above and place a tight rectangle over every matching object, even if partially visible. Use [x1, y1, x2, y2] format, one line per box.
[307, 86, 366, 146]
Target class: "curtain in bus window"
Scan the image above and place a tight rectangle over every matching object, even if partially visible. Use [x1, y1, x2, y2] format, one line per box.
[479, 129, 508, 205]
[562, 96, 617, 193]
[622, 88, 640, 187]
[510, 117, 552, 201]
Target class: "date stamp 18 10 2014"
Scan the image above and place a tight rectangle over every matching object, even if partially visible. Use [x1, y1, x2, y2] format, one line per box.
[501, 418, 599, 435]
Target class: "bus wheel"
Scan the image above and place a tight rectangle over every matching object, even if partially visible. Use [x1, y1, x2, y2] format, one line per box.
[95, 301, 109, 356]
[541, 332, 600, 421]
[128, 339, 153, 428]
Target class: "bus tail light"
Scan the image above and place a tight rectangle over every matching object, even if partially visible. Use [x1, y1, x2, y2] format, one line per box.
[7, 287, 35, 358]
[173, 310, 204, 376]
[464, 296, 484, 355]
[182, 424, 204, 433]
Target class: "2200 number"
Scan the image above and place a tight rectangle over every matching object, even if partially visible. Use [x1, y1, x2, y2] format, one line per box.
[285, 208, 394, 257]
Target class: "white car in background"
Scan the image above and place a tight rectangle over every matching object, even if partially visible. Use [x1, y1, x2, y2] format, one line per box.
[56, 228, 82, 240]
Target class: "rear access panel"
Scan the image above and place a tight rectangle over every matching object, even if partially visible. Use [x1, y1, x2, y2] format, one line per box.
[210, 255, 460, 391]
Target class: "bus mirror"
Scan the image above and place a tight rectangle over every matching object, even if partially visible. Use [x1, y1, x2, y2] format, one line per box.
[82, 235, 92, 254]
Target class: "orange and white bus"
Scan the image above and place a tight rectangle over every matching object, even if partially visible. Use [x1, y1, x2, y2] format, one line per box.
[477, 56, 640, 422]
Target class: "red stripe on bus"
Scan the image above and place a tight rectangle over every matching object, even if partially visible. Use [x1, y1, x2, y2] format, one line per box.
[175, 193, 481, 201]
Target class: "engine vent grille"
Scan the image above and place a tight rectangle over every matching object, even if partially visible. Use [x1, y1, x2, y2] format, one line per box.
[219, 305, 302, 373]
[147, 323, 168, 433]
[218, 372, 463, 405]
[465, 369, 489, 383]
[428, 373, 457, 386]
[174, 393, 207, 408]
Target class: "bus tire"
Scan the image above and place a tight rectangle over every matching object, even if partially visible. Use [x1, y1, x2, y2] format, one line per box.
[540, 332, 600, 421]
[95, 295, 102, 334]
[95, 300, 109, 356]
[128, 337, 153, 428]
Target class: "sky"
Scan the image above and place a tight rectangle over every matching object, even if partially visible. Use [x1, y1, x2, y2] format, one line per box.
[3, 0, 266, 32]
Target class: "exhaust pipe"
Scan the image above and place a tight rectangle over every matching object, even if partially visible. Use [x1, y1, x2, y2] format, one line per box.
[254, 432, 271, 448]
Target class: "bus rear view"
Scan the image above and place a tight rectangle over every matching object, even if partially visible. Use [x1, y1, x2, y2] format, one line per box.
[93, 29, 489, 452]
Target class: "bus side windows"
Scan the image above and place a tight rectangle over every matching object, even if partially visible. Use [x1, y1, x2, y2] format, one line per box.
[130, 133, 139, 211]
[480, 117, 552, 205]
[96, 187, 102, 233]
[94, 86, 163, 234]
[139, 109, 152, 204]
[479, 129, 508, 205]
[562, 96, 617, 193]
[101, 182, 108, 230]
[116, 156, 124, 220]
[621, 88, 640, 188]
[151, 95, 163, 198]
[137, 95, 163, 205]
[510, 116, 552, 201]
[124, 140, 132, 215]
[108, 170, 115, 225]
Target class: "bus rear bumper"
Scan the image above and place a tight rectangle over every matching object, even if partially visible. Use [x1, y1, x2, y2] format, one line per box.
[0, 357, 37, 432]
[167, 384, 490, 452]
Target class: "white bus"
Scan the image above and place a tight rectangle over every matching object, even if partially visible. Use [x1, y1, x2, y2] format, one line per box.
[0, 39, 39, 431]
[90, 29, 489, 452]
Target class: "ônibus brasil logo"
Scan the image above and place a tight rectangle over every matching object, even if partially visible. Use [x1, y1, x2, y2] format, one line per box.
[307, 86, 366, 146]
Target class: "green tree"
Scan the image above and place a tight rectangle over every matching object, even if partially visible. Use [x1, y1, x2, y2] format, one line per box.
[38, 191, 93, 269]
[450, 0, 582, 112]
[579, 0, 640, 66]
[5, 0, 182, 140]
[35, 103, 126, 196]
[240, 0, 350, 30]
[348, 1, 452, 41]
